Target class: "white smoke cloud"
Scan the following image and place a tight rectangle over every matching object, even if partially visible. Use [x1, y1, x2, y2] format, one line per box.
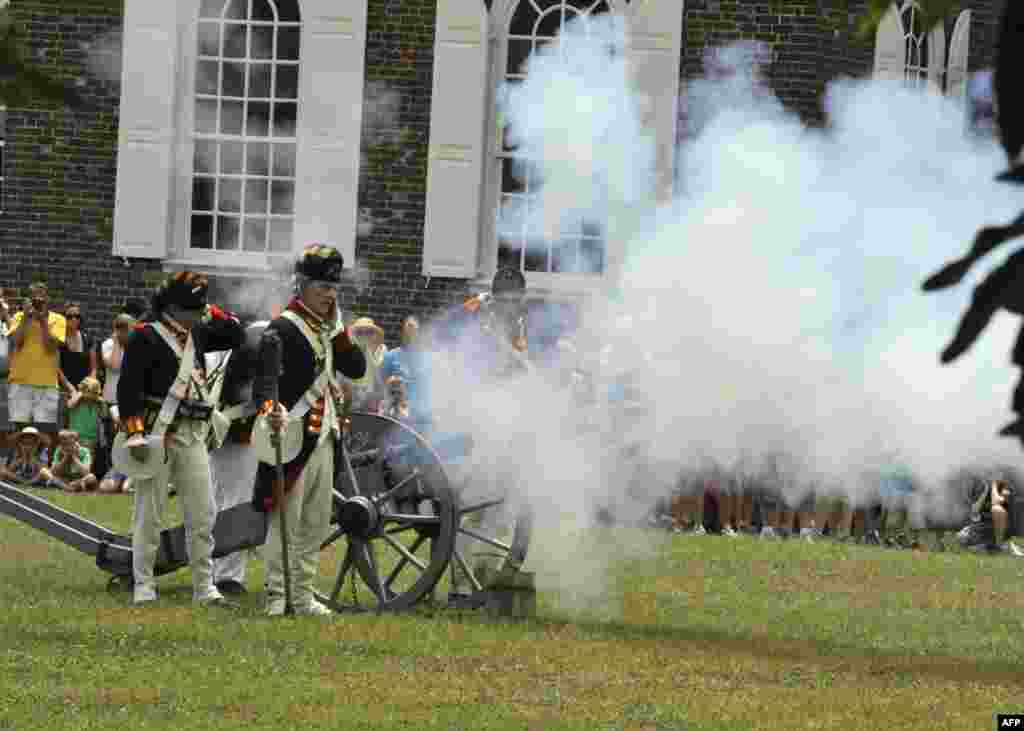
[420, 14, 1023, 609]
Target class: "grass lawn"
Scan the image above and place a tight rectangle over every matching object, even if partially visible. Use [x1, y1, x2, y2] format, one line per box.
[1, 487, 1022, 730]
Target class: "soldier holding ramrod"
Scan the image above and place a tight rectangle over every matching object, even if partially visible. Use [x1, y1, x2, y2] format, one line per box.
[251, 244, 366, 616]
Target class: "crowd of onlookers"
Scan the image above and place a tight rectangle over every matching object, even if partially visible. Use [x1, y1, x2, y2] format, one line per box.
[0, 281, 142, 494]
[0, 280, 1019, 559]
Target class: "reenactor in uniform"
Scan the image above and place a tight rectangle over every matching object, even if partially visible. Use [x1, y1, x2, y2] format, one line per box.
[113, 272, 245, 606]
[206, 319, 267, 595]
[251, 244, 366, 616]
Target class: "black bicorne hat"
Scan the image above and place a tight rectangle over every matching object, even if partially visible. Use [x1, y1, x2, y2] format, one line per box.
[295, 244, 344, 283]
[152, 271, 209, 312]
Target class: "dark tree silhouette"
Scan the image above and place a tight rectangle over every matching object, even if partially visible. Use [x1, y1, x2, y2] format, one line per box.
[922, 1, 1024, 441]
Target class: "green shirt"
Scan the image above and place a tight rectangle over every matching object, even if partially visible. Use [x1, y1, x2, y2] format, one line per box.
[67, 400, 102, 445]
[51, 445, 92, 480]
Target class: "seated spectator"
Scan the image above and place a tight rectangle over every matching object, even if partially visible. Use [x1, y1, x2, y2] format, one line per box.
[0, 426, 49, 486]
[97, 468, 132, 494]
[8, 282, 66, 437]
[381, 315, 433, 429]
[40, 429, 97, 492]
[0, 293, 11, 460]
[58, 302, 98, 426]
[65, 376, 108, 468]
[958, 477, 1024, 555]
[348, 317, 387, 414]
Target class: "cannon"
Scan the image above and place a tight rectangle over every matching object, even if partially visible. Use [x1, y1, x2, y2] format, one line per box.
[0, 412, 534, 613]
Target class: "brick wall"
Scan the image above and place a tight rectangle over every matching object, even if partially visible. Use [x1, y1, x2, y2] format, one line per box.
[0, 0, 1008, 346]
[0, 0, 161, 338]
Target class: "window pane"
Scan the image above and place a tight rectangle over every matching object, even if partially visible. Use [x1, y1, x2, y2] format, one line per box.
[272, 143, 295, 177]
[277, 0, 300, 22]
[497, 238, 523, 271]
[276, 27, 300, 60]
[248, 62, 271, 97]
[219, 178, 242, 212]
[221, 62, 245, 96]
[244, 179, 269, 213]
[224, 0, 246, 20]
[193, 140, 216, 174]
[272, 102, 297, 137]
[252, 0, 274, 21]
[217, 216, 241, 249]
[270, 181, 294, 214]
[191, 214, 214, 248]
[507, 39, 531, 75]
[246, 101, 270, 137]
[246, 141, 270, 175]
[200, 0, 222, 19]
[223, 24, 247, 58]
[501, 157, 524, 194]
[195, 98, 218, 133]
[198, 22, 220, 57]
[244, 217, 268, 251]
[269, 218, 293, 252]
[192, 177, 216, 211]
[524, 245, 548, 272]
[275, 65, 299, 99]
[251, 26, 274, 59]
[220, 141, 243, 173]
[580, 237, 604, 273]
[510, 1, 537, 36]
[196, 59, 219, 95]
[220, 100, 244, 134]
[537, 9, 562, 37]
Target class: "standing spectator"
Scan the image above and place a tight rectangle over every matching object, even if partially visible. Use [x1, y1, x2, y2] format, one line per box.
[40, 429, 98, 492]
[8, 282, 66, 437]
[64, 376, 108, 473]
[348, 317, 388, 414]
[0, 426, 49, 486]
[98, 312, 135, 473]
[381, 315, 434, 430]
[58, 302, 98, 426]
[0, 294, 12, 459]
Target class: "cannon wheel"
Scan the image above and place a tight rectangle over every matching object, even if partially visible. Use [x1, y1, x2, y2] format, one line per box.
[316, 413, 457, 612]
[450, 486, 533, 598]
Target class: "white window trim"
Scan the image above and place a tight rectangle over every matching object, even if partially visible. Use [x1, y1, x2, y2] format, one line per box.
[477, 0, 629, 297]
[166, 0, 301, 278]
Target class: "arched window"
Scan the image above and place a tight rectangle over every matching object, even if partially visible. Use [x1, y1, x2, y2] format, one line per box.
[189, 0, 301, 254]
[900, 1, 928, 88]
[496, 0, 612, 276]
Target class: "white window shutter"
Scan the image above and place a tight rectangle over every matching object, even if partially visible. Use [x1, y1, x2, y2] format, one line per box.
[946, 10, 972, 100]
[873, 3, 905, 81]
[112, 0, 179, 259]
[926, 21, 946, 93]
[291, 4, 368, 269]
[626, 0, 684, 205]
[422, 0, 488, 278]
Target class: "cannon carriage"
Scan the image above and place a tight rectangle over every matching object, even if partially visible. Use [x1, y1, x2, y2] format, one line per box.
[0, 411, 534, 612]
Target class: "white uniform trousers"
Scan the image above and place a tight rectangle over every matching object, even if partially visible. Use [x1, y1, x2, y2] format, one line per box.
[263, 437, 334, 609]
[131, 437, 219, 601]
[210, 441, 259, 584]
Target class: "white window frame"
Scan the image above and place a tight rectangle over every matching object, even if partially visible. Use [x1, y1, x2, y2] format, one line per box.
[188, 0, 301, 261]
[900, 1, 928, 88]
[166, 0, 302, 277]
[478, 0, 628, 299]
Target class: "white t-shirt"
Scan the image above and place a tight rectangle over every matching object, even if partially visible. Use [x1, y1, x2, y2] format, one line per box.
[101, 337, 122, 403]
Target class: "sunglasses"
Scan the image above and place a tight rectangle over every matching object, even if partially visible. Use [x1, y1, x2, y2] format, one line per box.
[66, 313, 82, 320]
